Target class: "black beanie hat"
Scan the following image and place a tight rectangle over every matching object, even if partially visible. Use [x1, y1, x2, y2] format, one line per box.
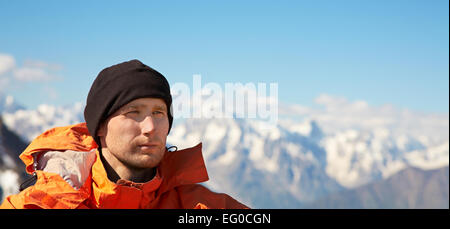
[84, 59, 173, 146]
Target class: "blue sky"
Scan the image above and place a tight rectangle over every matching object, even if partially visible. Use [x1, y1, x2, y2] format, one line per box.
[0, 0, 448, 113]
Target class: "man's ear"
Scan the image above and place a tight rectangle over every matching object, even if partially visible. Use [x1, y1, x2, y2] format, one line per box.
[97, 121, 106, 137]
[96, 121, 107, 148]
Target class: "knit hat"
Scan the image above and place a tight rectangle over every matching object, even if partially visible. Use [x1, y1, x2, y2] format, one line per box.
[84, 59, 173, 146]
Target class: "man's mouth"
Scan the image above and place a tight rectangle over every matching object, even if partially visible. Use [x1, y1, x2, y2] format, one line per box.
[138, 143, 159, 150]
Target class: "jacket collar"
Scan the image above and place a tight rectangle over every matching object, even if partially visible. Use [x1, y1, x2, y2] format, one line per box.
[159, 143, 209, 193]
[91, 143, 209, 197]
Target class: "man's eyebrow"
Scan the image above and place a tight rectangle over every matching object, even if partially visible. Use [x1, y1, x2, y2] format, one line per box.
[122, 104, 141, 110]
[118, 104, 141, 113]
[153, 105, 166, 111]
[121, 103, 166, 111]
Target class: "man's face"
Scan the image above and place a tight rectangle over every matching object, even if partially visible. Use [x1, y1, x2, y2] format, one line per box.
[97, 97, 169, 169]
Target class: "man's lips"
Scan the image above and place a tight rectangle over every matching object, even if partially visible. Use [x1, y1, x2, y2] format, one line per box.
[139, 143, 158, 146]
[138, 143, 159, 149]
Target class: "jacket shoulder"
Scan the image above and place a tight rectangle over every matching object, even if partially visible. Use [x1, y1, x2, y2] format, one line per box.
[1, 170, 91, 209]
[176, 184, 249, 209]
[20, 123, 97, 174]
[0, 192, 25, 209]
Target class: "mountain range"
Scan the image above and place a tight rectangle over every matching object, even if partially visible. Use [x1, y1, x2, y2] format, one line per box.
[306, 166, 449, 209]
[0, 93, 448, 208]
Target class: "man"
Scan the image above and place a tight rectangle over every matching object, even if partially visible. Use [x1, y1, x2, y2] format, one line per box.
[1, 60, 248, 209]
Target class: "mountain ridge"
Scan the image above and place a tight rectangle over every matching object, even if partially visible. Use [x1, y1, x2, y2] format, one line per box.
[0, 115, 30, 200]
[306, 166, 449, 209]
[0, 94, 448, 208]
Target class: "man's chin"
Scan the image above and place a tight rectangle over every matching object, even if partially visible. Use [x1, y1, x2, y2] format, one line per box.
[132, 154, 163, 168]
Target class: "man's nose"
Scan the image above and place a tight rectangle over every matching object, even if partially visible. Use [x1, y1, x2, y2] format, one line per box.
[141, 115, 156, 135]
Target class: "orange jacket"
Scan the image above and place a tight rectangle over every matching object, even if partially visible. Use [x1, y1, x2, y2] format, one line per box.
[0, 123, 248, 209]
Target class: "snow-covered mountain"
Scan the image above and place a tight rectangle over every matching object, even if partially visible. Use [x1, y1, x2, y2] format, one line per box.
[0, 93, 448, 208]
[0, 114, 29, 201]
[1, 100, 84, 143]
[167, 116, 448, 208]
[306, 166, 449, 209]
[167, 118, 344, 208]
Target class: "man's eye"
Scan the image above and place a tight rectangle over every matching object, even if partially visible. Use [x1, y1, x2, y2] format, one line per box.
[126, 110, 139, 114]
[153, 111, 164, 115]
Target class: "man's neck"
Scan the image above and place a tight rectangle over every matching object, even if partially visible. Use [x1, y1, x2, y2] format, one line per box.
[99, 148, 156, 183]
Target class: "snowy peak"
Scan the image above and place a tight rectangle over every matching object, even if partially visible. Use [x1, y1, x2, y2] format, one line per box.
[321, 125, 448, 189]
[279, 119, 324, 141]
[0, 94, 24, 113]
[2, 101, 84, 142]
[168, 117, 343, 207]
[167, 112, 449, 207]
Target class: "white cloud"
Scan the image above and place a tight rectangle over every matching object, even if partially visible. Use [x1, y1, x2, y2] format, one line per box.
[23, 59, 63, 71]
[0, 77, 10, 91]
[0, 53, 62, 83]
[13, 67, 56, 81]
[0, 53, 64, 109]
[42, 86, 59, 100]
[314, 93, 370, 113]
[0, 54, 16, 75]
